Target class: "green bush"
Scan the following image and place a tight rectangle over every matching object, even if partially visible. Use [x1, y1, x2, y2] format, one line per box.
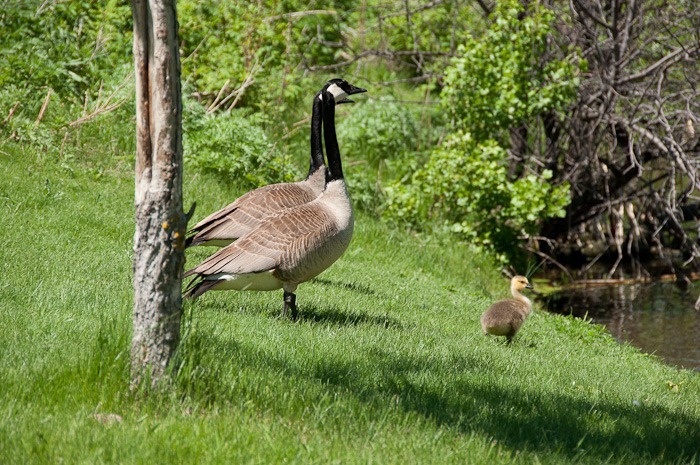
[178, 0, 353, 114]
[0, 1, 131, 102]
[337, 97, 419, 167]
[183, 99, 297, 189]
[440, 0, 580, 141]
[0, 0, 134, 170]
[335, 97, 444, 215]
[385, 132, 569, 263]
[384, 0, 579, 264]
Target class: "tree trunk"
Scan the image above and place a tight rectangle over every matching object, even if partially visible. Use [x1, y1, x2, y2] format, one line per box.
[130, 0, 186, 389]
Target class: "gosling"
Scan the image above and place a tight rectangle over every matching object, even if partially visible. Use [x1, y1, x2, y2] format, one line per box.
[480, 275, 533, 343]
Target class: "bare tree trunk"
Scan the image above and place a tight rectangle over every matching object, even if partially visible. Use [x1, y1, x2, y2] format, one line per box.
[131, 0, 186, 389]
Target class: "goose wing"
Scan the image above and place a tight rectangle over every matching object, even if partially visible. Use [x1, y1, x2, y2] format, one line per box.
[186, 176, 324, 246]
[185, 204, 339, 277]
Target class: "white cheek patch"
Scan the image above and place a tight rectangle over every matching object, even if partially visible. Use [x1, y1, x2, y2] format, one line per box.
[326, 83, 348, 102]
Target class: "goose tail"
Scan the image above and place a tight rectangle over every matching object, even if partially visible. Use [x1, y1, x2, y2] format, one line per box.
[183, 273, 219, 299]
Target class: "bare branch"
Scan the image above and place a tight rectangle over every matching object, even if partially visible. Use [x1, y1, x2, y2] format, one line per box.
[264, 10, 336, 22]
[616, 46, 699, 85]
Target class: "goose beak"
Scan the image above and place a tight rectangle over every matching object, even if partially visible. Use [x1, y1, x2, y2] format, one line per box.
[526, 283, 534, 289]
[337, 85, 368, 104]
[347, 85, 367, 95]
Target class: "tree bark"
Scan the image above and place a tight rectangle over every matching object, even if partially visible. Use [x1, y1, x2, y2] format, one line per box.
[131, 0, 186, 389]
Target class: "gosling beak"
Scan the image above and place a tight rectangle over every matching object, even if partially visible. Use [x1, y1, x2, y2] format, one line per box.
[526, 283, 534, 289]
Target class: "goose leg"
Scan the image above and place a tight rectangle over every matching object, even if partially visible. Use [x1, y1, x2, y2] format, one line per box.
[282, 291, 298, 320]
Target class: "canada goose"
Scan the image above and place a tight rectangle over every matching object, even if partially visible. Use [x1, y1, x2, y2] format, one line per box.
[480, 275, 534, 343]
[185, 78, 367, 248]
[184, 84, 366, 319]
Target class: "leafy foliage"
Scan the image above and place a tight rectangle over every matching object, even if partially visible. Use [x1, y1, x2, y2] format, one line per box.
[178, 0, 353, 113]
[336, 97, 444, 214]
[0, 0, 586, 269]
[337, 97, 419, 168]
[386, 132, 569, 262]
[182, 99, 296, 189]
[0, 0, 131, 100]
[385, 0, 579, 264]
[0, 0, 135, 172]
[441, 0, 580, 141]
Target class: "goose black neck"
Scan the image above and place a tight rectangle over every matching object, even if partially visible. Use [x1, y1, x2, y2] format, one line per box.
[322, 90, 343, 182]
[308, 91, 324, 178]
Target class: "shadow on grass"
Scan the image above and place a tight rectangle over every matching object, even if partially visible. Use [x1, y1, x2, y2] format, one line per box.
[345, 352, 699, 463]
[192, 285, 401, 329]
[311, 277, 378, 296]
[392, 374, 700, 463]
[180, 328, 700, 464]
[296, 305, 403, 329]
[181, 278, 698, 462]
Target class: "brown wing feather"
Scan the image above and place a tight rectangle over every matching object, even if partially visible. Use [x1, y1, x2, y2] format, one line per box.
[186, 178, 323, 246]
[186, 204, 339, 277]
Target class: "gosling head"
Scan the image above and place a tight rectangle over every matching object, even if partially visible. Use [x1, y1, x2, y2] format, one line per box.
[323, 78, 367, 104]
[511, 275, 533, 292]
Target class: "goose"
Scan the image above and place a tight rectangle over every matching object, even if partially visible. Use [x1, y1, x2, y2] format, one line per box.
[185, 78, 367, 248]
[480, 275, 534, 343]
[184, 84, 366, 319]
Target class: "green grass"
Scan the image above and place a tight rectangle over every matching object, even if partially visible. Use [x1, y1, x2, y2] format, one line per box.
[1, 141, 699, 465]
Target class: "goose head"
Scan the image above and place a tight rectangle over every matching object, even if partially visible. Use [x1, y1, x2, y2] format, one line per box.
[323, 78, 367, 104]
[511, 275, 533, 292]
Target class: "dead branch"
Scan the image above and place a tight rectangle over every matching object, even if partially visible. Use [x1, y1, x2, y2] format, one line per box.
[264, 10, 337, 22]
[534, 0, 700, 277]
[68, 71, 133, 127]
[34, 89, 52, 126]
[2, 102, 20, 126]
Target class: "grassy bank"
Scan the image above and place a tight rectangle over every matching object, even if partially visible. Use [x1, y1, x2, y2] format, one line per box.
[0, 143, 698, 464]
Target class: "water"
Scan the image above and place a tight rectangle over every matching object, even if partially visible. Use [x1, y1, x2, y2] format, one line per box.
[543, 281, 700, 371]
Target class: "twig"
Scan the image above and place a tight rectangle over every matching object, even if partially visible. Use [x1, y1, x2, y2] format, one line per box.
[524, 245, 574, 281]
[69, 101, 125, 127]
[2, 102, 20, 126]
[554, 272, 700, 290]
[35, 89, 52, 126]
[224, 60, 259, 112]
[206, 79, 230, 113]
[182, 34, 210, 64]
[68, 71, 133, 127]
[264, 10, 336, 22]
[616, 46, 698, 85]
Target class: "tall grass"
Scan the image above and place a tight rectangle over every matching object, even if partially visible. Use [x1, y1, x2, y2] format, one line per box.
[0, 135, 699, 464]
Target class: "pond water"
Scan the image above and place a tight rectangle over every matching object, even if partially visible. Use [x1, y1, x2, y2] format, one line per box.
[543, 281, 700, 371]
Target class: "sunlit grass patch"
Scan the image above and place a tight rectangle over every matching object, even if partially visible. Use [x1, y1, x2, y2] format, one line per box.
[1, 143, 699, 464]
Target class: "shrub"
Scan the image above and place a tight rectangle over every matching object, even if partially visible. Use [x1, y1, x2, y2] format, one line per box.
[336, 96, 445, 214]
[337, 97, 419, 167]
[178, 0, 354, 114]
[440, 0, 580, 141]
[0, 1, 131, 102]
[182, 99, 297, 189]
[385, 132, 570, 264]
[385, 0, 579, 264]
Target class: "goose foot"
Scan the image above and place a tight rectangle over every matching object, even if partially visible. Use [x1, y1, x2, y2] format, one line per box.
[282, 291, 298, 320]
